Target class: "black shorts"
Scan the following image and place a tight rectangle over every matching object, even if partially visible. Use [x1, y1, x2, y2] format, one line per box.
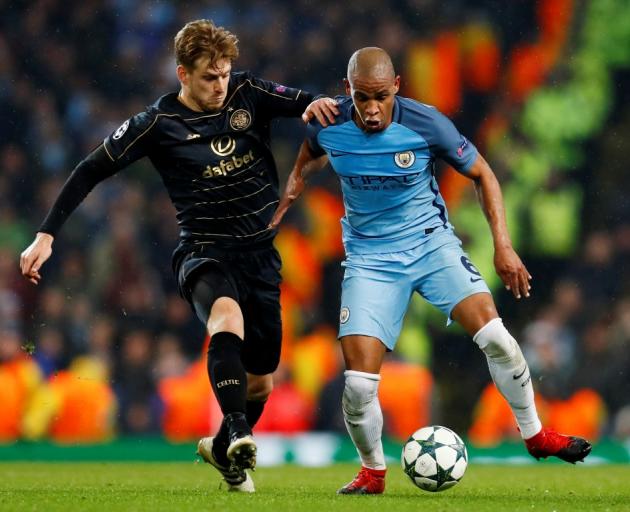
[173, 244, 282, 375]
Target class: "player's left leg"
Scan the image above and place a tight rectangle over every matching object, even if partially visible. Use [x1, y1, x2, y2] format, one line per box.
[451, 293, 592, 463]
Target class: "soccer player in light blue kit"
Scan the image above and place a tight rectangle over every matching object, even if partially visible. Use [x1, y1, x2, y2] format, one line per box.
[270, 47, 591, 494]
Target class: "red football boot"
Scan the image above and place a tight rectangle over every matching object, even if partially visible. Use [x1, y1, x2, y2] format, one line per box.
[525, 427, 592, 463]
[337, 467, 386, 495]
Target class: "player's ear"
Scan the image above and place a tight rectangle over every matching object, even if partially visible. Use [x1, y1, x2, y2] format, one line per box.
[344, 78, 351, 95]
[176, 64, 189, 86]
[393, 75, 400, 94]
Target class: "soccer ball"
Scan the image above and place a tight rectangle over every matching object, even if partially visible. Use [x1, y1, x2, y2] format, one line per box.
[401, 425, 468, 492]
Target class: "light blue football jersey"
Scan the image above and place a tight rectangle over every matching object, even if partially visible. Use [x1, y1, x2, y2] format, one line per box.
[307, 95, 478, 255]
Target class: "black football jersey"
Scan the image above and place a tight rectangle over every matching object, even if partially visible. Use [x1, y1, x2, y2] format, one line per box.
[103, 71, 314, 250]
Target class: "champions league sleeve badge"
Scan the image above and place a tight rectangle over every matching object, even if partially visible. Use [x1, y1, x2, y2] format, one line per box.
[112, 119, 130, 140]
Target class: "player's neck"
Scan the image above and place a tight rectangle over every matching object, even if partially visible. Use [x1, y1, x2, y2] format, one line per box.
[177, 91, 203, 112]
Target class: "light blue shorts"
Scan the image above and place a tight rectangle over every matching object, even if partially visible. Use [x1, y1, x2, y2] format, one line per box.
[338, 229, 490, 350]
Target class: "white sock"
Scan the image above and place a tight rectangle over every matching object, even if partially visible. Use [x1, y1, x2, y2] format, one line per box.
[342, 370, 386, 470]
[473, 318, 542, 439]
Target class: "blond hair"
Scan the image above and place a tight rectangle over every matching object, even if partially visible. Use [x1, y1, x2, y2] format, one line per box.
[174, 19, 239, 70]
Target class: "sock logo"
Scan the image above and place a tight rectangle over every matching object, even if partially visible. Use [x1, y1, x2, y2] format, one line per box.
[512, 366, 527, 380]
[217, 379, 241, 388]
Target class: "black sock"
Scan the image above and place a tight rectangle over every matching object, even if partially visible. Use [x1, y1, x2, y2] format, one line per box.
[246, 399, 266, 428]
[213, 420, 230, 466]
[208, 332, 247, 417]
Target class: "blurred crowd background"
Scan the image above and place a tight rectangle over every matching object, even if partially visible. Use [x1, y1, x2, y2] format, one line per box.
[1, 0, 630, 446]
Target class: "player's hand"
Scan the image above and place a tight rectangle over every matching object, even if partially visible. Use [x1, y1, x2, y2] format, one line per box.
[494, 245, 532, 299]
[20, 232, 54, 285]
[269, 172, 306, 229]
[302, 97, 339, 126]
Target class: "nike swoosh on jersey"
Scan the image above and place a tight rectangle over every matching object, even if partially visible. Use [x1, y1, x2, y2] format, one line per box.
[469, 277, 483, 283]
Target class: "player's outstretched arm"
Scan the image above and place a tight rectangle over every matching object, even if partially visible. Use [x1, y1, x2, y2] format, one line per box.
[19, 144, 120, 285]
[302, 97, 339, 127]
[269, 140, 328, 229]
[467, 154, 532, 299]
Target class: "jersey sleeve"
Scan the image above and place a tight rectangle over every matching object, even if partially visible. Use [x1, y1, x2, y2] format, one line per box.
[305, 120, 326, 157]
[38, 144, 120, 236]
[248, 75, 314, 118]
[102, 109, 158, 169]
[428, 110, 478, 174]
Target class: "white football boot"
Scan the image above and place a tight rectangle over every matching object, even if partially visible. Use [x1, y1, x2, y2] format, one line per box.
[197, 437, 255, 492]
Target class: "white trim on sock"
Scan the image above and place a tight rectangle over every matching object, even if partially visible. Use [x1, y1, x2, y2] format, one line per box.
[344, 369, 381, 381]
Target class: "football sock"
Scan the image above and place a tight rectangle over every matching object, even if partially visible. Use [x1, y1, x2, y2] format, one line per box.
[342, 370, 386, 470]
[246, 399, 266, 427]
[473, 318, 542, 439]
[214, 400, 267, 444]
[208, 331, 248, 419]
[213, 422, 231, 467]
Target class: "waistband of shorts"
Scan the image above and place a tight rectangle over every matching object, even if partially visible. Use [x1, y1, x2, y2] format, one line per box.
[178, 230, 275, 253]
[344, 224, 452, 255]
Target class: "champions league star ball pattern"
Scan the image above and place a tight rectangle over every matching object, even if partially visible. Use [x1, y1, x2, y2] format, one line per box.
[401, 425, 468, 492]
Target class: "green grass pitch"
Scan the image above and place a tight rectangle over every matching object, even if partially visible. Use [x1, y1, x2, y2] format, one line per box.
[1, 462, 628, 511]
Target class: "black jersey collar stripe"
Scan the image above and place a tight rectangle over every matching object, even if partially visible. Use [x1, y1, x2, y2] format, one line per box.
[195, 200, 278, 220]
[193, 183, 272, 205]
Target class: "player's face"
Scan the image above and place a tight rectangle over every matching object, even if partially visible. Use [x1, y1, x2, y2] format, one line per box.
[178, 57, 231, 112]
[346, 74, 400, 132]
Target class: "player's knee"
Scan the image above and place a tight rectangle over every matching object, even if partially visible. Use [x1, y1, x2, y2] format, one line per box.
[472, 318, 519, 361]
[342, 370, 380, 416]
[247, 375, 273, 401]
[208, 297, 244, 337]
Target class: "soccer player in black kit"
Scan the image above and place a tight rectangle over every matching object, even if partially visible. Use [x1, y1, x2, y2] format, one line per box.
[20, 19, 338, 493]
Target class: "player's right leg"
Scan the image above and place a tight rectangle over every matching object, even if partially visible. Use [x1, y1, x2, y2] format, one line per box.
[335, 256, 413, 495]
[337, 335, 388, 495]
[190, 272, 256, 489]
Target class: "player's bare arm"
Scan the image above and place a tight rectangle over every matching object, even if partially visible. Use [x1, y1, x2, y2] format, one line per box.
[302, 97, 339, 126]
[268, 140, 328, 229]
[467, 153, 532, 299]
[20, 232, 54, 285]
